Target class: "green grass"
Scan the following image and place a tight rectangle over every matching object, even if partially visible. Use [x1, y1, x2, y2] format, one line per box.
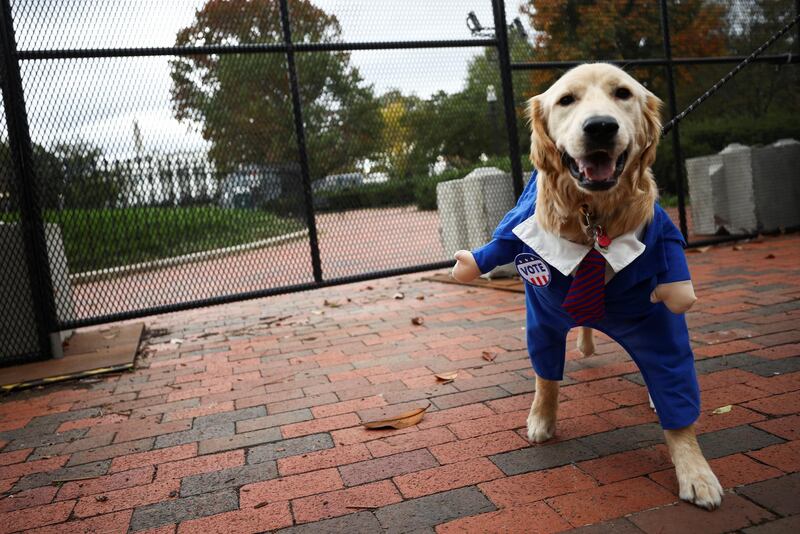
[3, 206, 303, 273]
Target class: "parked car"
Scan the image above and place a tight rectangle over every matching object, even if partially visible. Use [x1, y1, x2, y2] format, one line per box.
[219, 164, 301, 210]
[311, 173, 365, 209]
[311, 172, 365, 194]
[362, 172, 389, 184]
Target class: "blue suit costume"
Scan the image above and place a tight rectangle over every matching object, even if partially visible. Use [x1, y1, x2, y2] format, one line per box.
[471, 171, 699, 430]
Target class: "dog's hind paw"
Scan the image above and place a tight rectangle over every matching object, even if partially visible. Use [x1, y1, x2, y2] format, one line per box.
[576, 328, 595, 357]
[677, 464, 724, 510]
[526, 413, 555, 443]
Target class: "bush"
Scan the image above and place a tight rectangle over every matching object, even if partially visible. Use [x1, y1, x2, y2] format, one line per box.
[306, 157, 524, 213]
[313, 179, 415, 212]
[41, 206, 302, 273]
[654, 112, 800, 194]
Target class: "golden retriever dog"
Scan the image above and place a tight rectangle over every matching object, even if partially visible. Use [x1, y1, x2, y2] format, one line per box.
[453, 63, 722, 509]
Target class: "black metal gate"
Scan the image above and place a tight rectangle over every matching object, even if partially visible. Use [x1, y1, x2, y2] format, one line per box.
[1, 0, 798, 365]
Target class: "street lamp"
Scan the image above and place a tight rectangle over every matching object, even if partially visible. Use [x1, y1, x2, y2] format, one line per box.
[487, 84, 499, 155]
[466, 12, 527, 40]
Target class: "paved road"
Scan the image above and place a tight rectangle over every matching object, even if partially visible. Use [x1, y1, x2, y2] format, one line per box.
[69, 205, 694, 321]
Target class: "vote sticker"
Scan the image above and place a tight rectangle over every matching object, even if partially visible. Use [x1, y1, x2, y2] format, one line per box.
[515, 253, 551, 287]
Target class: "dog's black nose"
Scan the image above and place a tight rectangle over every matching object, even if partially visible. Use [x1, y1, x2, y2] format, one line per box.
[583, 116, 619, 141]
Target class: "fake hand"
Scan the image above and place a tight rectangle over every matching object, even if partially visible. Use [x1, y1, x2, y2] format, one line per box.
[452, 250, 481, 283]
[650, 280, 697, 314]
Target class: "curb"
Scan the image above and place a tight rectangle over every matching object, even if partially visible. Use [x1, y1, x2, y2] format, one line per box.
[70, 229, 309, 283]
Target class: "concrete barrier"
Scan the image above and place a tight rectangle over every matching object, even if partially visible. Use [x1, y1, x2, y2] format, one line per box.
[1, 223, 74, 361]
[437, 167, 517, 278]
[687, 139, 800, 234]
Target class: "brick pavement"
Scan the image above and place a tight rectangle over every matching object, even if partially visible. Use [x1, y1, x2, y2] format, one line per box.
[0, 233, 798, 533]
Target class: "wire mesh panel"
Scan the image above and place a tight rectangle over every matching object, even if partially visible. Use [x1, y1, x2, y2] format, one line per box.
[4, 0, 516, 332]
[0, 105, 47, 365]
[1, 0, 797, 362]
[677, 61, 800, 237]
[297, 47, 514, 279]
[506, 0, 800, 241]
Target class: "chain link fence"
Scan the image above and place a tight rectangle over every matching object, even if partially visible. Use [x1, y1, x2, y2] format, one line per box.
[1, 0, 798, 365]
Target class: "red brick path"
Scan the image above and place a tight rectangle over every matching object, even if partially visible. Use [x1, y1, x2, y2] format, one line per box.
[1, 234, 798, 533]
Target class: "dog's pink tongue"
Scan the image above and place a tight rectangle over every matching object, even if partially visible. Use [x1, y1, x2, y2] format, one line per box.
[577, 155, 615, 182]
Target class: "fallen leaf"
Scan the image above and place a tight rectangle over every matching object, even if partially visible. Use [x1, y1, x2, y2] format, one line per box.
[765, 254, 775, 259]
[362, 403, 430, 429]
[482, 351, 497, 362]
[254, 501, 269, 509]
[411, 317, 424, 326]
[732, 245, 743, 251]
[102, 333, 118, 339]
[712, 405, 732, 415]
[169, 338, 184, 345]
[434, 371, 459, 381]
[416, 295, 425, 300]
[95, 495, 108, 502]
[324, 299, 342, 308]
[393, 292, 405, 300]
[687, 246, 711, 254]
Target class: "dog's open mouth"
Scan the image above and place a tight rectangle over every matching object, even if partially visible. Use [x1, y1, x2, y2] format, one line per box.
[563, 150, 628, 191]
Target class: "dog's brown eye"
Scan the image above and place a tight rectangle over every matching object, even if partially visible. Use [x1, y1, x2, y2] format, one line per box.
[615, 87, 632, 100]
[558, 94, 575, 106]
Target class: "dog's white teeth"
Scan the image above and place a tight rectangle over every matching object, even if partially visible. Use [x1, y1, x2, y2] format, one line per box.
[577, 156, 614, 182]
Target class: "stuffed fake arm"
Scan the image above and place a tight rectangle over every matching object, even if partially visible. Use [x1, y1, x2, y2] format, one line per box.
[650, 280, 697, 314]
[452, 238, 522, 283]
[651, 236, 697, 314]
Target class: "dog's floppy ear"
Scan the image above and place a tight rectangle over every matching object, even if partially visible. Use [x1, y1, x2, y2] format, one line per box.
[639, 91, 662, 170]
[528, 96, 560, 175]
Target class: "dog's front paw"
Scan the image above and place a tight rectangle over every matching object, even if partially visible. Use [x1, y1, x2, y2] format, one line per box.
[676, 462, 724, 510]
[526, 412, 556, 443]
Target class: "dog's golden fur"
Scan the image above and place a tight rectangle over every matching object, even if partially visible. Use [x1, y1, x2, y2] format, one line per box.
[527, 63, 662, 244]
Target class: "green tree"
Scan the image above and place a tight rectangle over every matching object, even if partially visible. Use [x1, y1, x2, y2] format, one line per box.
[403, 36, 534, 174]
[53, 143, 121, 209]
[169, 0, 382, 181]
[717, 0, 799, 117]
[519, 0, 728, 95]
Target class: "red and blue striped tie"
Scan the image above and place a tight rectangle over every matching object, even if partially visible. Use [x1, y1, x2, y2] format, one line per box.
[562, 249, 606, 324]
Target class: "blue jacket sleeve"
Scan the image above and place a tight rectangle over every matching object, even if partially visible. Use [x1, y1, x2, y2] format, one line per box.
[657, 238, 691, 283]
[657, 212, 691, 283]
[472, 239, 522, 274]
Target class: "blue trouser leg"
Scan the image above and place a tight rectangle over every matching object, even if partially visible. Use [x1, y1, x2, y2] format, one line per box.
[599, 305, 700, 430]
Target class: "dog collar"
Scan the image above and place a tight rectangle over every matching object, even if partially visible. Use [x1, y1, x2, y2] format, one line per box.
[511, 214, 646, 276]
[580, 204, 612, 250]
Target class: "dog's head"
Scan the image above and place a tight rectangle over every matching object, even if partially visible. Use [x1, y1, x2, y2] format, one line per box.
[528, 63, 662, 194]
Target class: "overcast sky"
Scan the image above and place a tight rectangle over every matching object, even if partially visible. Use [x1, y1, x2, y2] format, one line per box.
[10, 0, 531, 157]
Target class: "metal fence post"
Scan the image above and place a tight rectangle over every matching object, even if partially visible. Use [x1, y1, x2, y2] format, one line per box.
[491, 0, 525, 199]
[279, 0, 323, 283]
[658, 0, 690, 240]
[796, 0, 800, 54]
[0, 0, 57, 359]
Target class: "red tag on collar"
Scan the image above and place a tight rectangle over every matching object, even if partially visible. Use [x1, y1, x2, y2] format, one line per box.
[596, 229, 612, 248]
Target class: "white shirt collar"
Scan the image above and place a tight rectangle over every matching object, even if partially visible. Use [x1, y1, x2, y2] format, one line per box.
[512, 214, 646, 276]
